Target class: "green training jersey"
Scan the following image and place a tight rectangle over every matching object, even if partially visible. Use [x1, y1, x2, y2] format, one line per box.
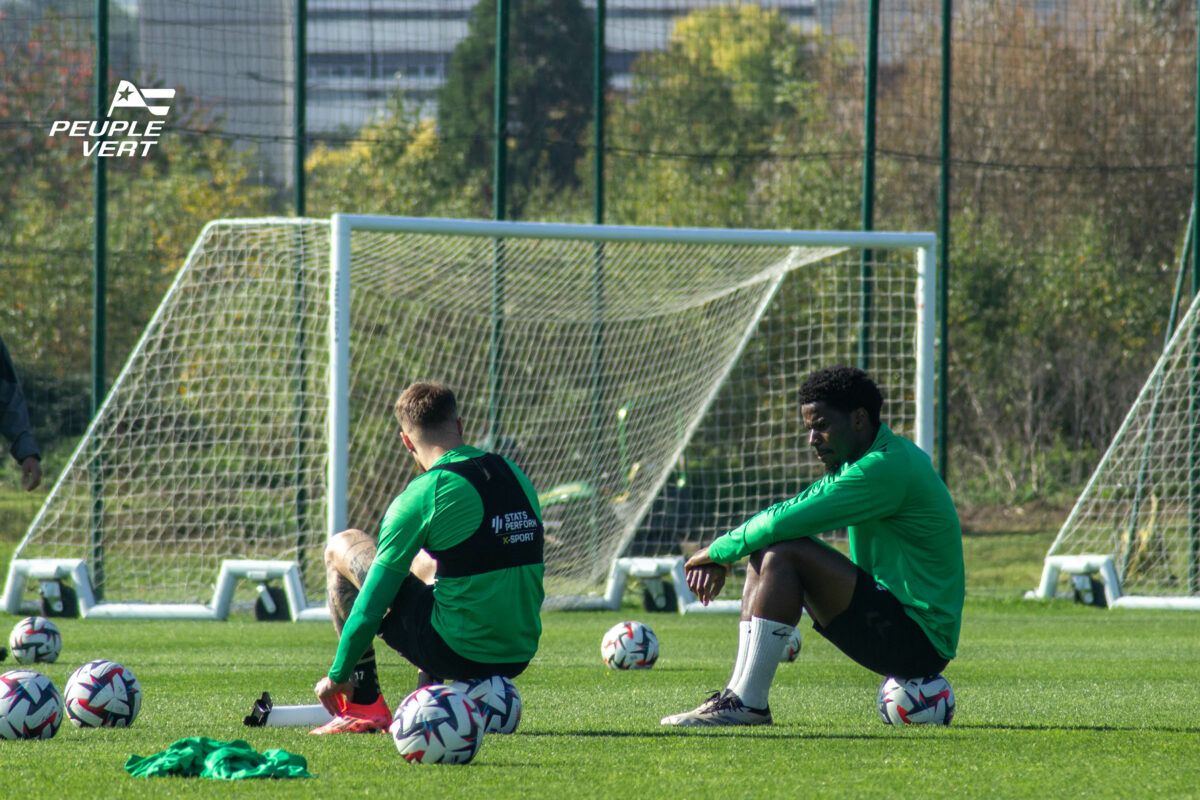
[328, 445, 545, 683]
[706, 424, 964, 660]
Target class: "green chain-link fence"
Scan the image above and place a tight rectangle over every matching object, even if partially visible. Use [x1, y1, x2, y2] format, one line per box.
[1, 0, 1196, 549]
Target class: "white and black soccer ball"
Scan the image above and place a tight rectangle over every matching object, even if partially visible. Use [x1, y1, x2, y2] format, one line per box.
[9, 617, 62, 664]
[877, 674, 955, 726]
[64, 659, 142, 728]
[780, 628, 803, 662]
[0, 669, 63, 740]
[449, 675, 522, 734]
[390, 684, 484, 764]
[600, 620, 659, 670]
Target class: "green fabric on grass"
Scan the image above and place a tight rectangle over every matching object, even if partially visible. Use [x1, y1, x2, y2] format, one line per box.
[125, 736, 311, 780]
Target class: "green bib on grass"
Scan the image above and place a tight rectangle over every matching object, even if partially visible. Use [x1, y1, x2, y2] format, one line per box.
[125, 736, 311, 780]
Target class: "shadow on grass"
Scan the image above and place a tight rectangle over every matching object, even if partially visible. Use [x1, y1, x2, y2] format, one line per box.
[518, 729, 892, 740]
[521, 721, 1200, 738]
[954, 722, 1200, 735]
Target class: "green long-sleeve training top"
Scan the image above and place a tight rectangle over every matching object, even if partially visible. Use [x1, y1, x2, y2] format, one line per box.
[707, 424, 964, 660]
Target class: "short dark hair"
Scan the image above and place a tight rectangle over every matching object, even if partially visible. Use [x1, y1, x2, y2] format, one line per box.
[394, 382, 458, 431]
[798, 365, 883, 427]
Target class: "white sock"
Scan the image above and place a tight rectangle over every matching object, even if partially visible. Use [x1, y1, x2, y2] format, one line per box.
[729, 616, 794, 709]
[264, 703, 335, 727]
[726, 620, 754, 689]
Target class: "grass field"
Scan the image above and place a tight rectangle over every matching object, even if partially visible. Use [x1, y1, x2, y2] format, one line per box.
[1, 597, 1198, 797]
[2, 494, 1198, 797]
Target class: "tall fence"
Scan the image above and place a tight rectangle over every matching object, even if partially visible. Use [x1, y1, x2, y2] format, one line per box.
[1, 0, 1196, 545]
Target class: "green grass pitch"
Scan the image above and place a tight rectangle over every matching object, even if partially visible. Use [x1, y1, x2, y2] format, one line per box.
[0, 600, 1198, 798]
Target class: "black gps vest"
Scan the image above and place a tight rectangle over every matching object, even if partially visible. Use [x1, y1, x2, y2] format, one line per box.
[424, 453, 544, 579]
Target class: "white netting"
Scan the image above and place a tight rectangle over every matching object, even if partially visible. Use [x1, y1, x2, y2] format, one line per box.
[1048, 293, 1200, 598]
[13, 218, 928, 607]
[13, 221, 331, 605]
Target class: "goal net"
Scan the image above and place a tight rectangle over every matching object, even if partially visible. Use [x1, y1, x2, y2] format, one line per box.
[1040, 292, 1200, 607]
[7, 216, 935, 613]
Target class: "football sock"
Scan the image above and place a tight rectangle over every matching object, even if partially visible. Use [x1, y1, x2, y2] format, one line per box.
[244, 694, 335, 728]
[350, 650, 381, 705]
[726, 619, 754, 690]
[266, 703, 336, 727]
[728, 616, 793, 709]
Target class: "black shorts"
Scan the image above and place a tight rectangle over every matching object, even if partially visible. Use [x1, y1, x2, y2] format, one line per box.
[811, 565, 950, 680]
[376, 575, 530, 682]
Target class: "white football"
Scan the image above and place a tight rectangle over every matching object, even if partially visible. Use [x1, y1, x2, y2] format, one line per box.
[0, 669, 63, 740]
[64, 659, 143, 728]
[780, 628, 803, 662]
[600, 620, 658, 670]
[390, 684, 484, 764]
[9, 617, 62, 664]
[877, 674, 955, 726]
[449, 675, 522, 734]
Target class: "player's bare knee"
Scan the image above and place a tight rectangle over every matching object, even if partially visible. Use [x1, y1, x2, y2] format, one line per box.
[325, 528, 370, 568]
[758, 542, 792, 571]
[765, 538, 821, 564]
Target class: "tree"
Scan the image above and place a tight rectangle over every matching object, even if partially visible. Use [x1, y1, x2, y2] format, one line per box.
[437, 0, 595, 217]
[876, 2, 1187, 500]
[605, 4, 857, 229]
[306, 93, 475, 218]
[0, 14, 273, 450]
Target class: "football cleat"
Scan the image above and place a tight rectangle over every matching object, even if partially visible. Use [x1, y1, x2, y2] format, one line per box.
[243, 692, 272, 727]
[659, 690, 725, 726]
[660, 689, 772, 727]
[310, 695, 391, 735]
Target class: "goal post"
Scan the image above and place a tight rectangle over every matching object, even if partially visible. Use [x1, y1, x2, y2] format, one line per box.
[1030, 290, 1200, 610]
[328, 215, 936, 607]
[5, 215, 937, 617]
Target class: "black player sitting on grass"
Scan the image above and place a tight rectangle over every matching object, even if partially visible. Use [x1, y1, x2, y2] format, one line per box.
[662, 365, 964, 727]
[312, 382, 545, 734]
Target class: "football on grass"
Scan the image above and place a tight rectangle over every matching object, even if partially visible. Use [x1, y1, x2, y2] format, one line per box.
[390, 684, 484, 764]
[8, 617, 61, 664]
[780, 628, 803, 662]
[449, 675, 522, 734]
[64, 659, 143, 728]
[600, 620, 659, 669]
[877, 674, 955, 726]
[0, 669, 63, 740]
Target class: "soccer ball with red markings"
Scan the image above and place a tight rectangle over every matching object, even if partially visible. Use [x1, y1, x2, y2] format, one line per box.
[780, 628, 803, 662]
[64, 659, 142, 728]
[8, 616, 61, 664]
[877, 674, 955, 726]
[0, 669, 63, 740]
[600, 620, 658, 670]
[390, 684, 484, 764]
[449, 675, 522, 734]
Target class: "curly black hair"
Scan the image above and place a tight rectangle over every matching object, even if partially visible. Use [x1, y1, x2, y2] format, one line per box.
[798, 365, 883, 427]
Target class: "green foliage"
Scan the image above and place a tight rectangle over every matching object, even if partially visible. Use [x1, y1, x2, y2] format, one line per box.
[944, 209, 1174, 501]
[3, 0, 1195, 523]
[437, 0, 595, 217]
[0, 16, 274, 441]
[306, 93, 477, 217]
[606, 5, 858, 229]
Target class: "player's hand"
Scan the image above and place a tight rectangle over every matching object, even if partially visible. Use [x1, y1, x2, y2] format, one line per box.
[314, 676, 353, 715]
[20, 456, 41, 492]
[685, 547, 727, 604]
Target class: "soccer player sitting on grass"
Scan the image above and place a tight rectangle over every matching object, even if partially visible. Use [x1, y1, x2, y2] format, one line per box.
[312, 382, 545, 734]
[662, 365, 964, 727]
